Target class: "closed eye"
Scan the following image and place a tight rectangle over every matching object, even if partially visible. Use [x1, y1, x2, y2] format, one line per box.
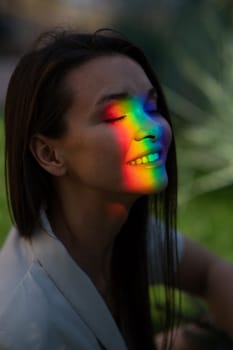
[104, 115, 126, 123]
[144, 99, 161, 116]
[145, 107, 160, 114]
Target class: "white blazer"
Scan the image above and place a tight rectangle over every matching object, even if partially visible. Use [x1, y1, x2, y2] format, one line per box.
[0, 213, 183, 350]
[0, 225, 128, 350]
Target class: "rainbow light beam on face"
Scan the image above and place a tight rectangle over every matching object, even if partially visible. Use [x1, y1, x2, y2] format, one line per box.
[103, 95, 171, 194]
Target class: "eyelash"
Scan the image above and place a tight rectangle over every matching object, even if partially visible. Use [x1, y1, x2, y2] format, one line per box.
[104, 115, 126, 123]
[145, 108, 160, 115]
[144, 101, 160, 115]
[103, 103, 161, 123]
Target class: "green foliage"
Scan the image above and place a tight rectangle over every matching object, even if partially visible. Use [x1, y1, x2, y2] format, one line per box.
[178, 186, 233, 262]
[164, 9, 233, 203]
[0, 115, 11, 245]
[151, 285, 233, 349]
[150, 285, 207, 331]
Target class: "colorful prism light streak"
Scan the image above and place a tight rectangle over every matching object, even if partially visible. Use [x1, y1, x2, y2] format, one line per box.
[104, 97, 168, 193]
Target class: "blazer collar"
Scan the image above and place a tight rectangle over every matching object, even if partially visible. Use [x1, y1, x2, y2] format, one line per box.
[31, 226, 128, 350]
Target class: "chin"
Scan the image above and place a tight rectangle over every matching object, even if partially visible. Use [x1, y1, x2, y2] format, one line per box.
[141, 180, 168, 195]
[123, 178, 168, 197]
[123, 166, 169, 195]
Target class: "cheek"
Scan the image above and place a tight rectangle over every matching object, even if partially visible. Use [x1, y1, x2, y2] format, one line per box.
[111, 126, 133, 156]
[161, 119, 172, 150]
[78, 127, 131, 170]
[93, 125, 133, 160]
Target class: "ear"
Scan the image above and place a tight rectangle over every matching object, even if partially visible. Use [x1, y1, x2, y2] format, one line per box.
[30, 134, 67, 176]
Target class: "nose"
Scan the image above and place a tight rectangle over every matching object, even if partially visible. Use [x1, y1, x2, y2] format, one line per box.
[134, 117, 163, 142]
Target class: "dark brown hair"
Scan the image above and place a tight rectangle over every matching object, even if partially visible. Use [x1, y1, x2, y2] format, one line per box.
[4, 29, 178, 350]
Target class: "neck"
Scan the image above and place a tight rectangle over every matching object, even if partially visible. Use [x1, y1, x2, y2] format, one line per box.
[47, 185, 138, 295]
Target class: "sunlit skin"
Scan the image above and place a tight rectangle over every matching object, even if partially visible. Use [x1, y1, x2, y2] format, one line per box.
[33, 55, 172, 310]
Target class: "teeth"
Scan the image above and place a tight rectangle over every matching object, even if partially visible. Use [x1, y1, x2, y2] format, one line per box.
[128, 152, 159, 165]
[142, 156, 147, 164]
[136, 158, 142, 165]
[149, 153, 159, 162]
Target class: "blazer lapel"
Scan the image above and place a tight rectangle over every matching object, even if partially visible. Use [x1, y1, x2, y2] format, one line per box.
[31, 227, 128, 350]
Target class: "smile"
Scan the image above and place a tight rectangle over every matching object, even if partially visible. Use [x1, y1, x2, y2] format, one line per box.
[128, 152, 160, 165]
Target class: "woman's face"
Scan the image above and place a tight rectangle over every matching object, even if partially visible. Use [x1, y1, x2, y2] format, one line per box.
[56, 55, 172, 196]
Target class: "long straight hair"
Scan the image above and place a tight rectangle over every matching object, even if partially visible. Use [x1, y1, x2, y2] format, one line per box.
[4, 29, 178, 349]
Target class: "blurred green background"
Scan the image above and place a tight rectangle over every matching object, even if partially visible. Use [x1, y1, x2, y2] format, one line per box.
[0, 0, 232, 262]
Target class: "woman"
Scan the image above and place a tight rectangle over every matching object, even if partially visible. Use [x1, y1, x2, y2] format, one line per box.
[0, 29, 233, 350]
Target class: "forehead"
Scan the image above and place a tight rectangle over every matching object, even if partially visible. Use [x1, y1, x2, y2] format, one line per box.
[65, 55, 154, 108]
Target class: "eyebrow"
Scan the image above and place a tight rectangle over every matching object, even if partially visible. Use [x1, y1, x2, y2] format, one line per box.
[96, 87, 157, 106]
[96, 92, 129, 106]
